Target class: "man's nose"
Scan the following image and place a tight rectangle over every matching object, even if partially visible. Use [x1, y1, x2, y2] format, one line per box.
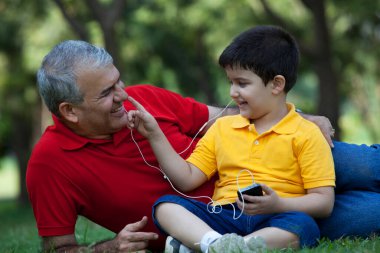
[114, 84, 128, 102]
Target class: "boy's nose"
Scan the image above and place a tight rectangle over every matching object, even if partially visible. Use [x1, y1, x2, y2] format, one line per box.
[230, 85, 239, 98]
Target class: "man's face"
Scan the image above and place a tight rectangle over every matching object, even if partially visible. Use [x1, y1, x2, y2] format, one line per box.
[73, 64, 129, 139]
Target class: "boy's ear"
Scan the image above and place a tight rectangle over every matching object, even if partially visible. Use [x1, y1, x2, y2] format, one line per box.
[59, 102, 79, 123]
[271, 75, 286, 95]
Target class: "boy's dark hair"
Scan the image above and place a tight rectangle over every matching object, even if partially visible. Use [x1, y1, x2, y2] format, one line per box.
[219, 25, 299, 92]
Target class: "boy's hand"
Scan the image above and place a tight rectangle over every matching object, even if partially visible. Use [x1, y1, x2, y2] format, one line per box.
[236, 184, 280, 215]
[126, 96, 159, 138]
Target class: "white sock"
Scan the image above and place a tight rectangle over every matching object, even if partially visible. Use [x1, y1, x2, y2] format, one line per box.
[179, 244, 194, 253]
[200, 231, 222, 253]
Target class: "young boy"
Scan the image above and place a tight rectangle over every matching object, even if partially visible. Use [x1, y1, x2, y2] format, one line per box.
[126, 25, 335, 252]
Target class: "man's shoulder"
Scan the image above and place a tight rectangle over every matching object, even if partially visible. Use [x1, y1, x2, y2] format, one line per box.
[126, 84, 188, 100]
[31, 129, 63, 159]
[126, 84, 162, 93]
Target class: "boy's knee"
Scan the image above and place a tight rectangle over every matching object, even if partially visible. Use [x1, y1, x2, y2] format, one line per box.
[155, 202, 175, 220]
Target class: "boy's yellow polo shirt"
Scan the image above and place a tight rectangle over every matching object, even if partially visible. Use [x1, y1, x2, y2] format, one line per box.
[187, 103, 335, 204]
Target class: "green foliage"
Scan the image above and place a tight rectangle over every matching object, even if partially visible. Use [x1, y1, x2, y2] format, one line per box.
[1, 0, 380, 205]
[1, 0, 380, 151]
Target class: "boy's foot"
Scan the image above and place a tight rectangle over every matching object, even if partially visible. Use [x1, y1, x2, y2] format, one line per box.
[165, 236, 195, 253]
[208, 233, 250, 253]
[246, 236, 266, 251]
[208, 234, 266, 253]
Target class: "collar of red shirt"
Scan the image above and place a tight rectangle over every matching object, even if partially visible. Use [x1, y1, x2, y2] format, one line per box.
[51, 115, 128, 150]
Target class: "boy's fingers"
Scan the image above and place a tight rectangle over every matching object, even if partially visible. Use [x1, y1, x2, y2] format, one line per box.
[127, 111, 134, 121]
[128, 96, 147, 112]
[260, 184, 274, 195]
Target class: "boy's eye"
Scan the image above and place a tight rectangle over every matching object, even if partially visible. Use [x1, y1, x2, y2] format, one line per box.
[229, 79, 249, 87]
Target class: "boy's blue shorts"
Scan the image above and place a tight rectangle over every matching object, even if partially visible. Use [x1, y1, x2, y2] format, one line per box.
[152, 195, 320, 247]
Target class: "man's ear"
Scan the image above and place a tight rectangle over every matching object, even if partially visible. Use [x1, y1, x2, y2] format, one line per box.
[271, 75, 286, 95]
[59, 102, 79, 123]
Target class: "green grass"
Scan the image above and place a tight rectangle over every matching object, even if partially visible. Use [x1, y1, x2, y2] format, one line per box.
[0, 200, 114, 253]
[0, 199, 379, 253]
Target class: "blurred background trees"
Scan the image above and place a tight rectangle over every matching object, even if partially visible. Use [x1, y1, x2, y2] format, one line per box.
[0, 0, 379, 204]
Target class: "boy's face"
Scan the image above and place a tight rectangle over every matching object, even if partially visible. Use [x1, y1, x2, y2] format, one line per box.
[225, 66, 274, 120]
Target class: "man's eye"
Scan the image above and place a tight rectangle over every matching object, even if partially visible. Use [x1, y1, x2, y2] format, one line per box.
[101, 89, 112, 97]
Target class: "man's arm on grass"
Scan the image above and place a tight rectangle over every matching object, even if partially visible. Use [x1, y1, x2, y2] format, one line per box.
[42, 217, 158, 253]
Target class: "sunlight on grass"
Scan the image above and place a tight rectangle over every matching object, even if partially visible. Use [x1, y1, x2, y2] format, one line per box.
[75, 216, 115, 245]
[0, 156, 19, 199]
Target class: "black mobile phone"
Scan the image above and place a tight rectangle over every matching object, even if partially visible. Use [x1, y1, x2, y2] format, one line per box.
[237, 183, 263, 202]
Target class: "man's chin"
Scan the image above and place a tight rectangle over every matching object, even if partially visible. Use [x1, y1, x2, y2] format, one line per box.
[112, 118, 129, 131]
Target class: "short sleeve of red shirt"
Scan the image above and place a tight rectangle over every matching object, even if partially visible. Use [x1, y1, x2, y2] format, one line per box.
[27, 136, 79, 236]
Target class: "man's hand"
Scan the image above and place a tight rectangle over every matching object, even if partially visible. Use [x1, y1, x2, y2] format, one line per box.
[42, 217, 158, 253]
[112, 216, 159, 252]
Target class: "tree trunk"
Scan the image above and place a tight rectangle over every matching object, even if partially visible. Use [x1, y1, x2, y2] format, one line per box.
[302, 0, 340, 139]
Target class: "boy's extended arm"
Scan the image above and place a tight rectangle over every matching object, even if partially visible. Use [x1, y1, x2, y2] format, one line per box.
[127, 96, 207, 192]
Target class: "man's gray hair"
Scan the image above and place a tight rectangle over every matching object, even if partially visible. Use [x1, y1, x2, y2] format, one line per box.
[37, 40, 113, 117]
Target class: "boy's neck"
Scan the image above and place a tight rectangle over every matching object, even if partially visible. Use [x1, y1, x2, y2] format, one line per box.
[250, 103, 289, 134]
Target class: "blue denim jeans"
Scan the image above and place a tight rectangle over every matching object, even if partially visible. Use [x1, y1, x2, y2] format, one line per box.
[153, 195, 320, 247]
[317, 141, 380, 239]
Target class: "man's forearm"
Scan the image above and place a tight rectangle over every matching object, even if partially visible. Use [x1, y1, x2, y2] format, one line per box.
[44, 244, 90, 253]
[43, 237, 119, 253]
